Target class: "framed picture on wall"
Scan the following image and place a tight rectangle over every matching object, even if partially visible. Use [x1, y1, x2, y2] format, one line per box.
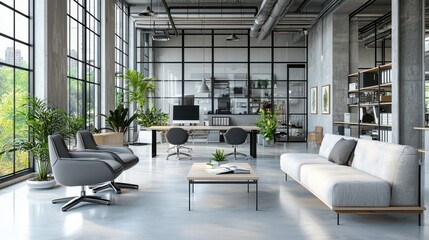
[310, 86, 318, 114]
[321, 84, 330, 114]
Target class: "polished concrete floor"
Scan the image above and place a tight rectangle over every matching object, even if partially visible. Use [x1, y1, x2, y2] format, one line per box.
[0, 141, 428, 240]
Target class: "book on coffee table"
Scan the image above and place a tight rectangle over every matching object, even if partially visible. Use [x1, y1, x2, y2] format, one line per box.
[214, 164, 251, 174]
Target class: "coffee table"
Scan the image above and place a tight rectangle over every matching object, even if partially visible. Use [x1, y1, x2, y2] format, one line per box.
[186, 163, 259, 211]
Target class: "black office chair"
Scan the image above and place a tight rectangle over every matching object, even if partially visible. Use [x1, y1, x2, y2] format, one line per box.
[76, 130, 140, 194]
[224, 127, 248, 160]
[48, 135, 124, 211]
[166, 127, 191, 160]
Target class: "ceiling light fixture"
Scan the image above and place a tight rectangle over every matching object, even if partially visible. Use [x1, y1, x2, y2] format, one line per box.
[139, 0, 156, 16]
[226, 33, 240, 41]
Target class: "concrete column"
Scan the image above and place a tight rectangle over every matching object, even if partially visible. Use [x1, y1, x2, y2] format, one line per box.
[332, 14, 350, 127]
[34, 0, 67, 110]
[391, 0, 424, 147]
[349, 17, 359, 73]
[100, 0, 116, 117]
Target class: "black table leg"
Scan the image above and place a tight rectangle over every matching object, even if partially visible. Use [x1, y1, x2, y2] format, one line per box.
[250, 130, 257, 158]
[188, 180, 191, 211]
[256, 180, 258, 211]
[152, 130, 157, 157]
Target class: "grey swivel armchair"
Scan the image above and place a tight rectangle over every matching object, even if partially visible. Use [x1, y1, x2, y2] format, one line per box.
[76, 130, 140, 194]
[224, 127, 248, 160]
[48, 134, 124, 211]
[166, 127, 191, 160]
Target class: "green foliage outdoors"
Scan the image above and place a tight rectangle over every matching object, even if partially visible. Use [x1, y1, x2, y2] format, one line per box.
[257, 106, 279, 143]
[99, 103, 138, 134]
[1, 97, 67, 180]
[211, 149, 227, 162]
[0, 67, 29, 177]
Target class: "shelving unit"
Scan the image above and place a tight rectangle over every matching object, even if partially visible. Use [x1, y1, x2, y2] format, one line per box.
[335, 63, 392, 142]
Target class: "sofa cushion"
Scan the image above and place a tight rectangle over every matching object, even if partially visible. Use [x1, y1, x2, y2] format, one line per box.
[328, 138, 357, 165]
[300, 164, 391, 207]
[280, 153, 333, 181]
[352, 139, 419, 206]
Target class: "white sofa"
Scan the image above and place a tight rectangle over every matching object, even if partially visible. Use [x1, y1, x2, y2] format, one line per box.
[280, 134, 425, 225]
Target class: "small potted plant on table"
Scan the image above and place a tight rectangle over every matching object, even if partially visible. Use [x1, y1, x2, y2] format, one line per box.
[207, 149, 227, 167]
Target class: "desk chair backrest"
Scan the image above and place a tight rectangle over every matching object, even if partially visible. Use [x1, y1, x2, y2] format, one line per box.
[224, 127, 247, 145]
[166, 128, 189, 145]
[76, 130, 98, 149]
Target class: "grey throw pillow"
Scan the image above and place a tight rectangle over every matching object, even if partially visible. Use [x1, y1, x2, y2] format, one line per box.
[328, 138, 357, 165]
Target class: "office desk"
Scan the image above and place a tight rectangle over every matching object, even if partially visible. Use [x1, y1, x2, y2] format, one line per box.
[149, 126, 259, 158]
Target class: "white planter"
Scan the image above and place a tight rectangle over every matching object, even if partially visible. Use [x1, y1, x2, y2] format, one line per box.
[27, 177, 56, 189]
[138, 128, 163, 143]
[263, 138, 275, 147]
[257, 134, 263, 145]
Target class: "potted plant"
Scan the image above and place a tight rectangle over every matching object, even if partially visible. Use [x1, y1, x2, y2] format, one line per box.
[209, 149, 227, 166]
[122, 68, 156, 114]
[0, 97, 71, 189]
[256, 106, 278, 147]
[137, 105, 170, 143]
[97, 103, 138, 145]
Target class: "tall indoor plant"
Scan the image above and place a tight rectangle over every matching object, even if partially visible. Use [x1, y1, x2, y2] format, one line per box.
[256, 106, 278, 146]
[122, 68, 156, 113]
[0, 97, 75, 187]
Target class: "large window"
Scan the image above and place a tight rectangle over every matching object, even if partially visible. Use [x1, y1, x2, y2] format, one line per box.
[67, 0, 101, 129]
[115, 0, 129, 105]
[0, 0, 33, 180]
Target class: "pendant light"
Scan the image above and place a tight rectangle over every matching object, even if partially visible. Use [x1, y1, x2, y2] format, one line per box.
[197, 4, 210, 94]
[226, 33, 240, 41]
[139, 0, 156, 16]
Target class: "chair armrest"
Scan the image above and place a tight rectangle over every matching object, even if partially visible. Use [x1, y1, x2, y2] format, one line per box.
[97, 145, 134, 154]
[69, 151, 119, 160]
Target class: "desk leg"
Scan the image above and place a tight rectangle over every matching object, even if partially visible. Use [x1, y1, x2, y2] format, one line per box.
[188, 180, 191, 211]
[256, 180, 258, 211]
[152, 130, 157, 157]
[250, 130, 257, 158]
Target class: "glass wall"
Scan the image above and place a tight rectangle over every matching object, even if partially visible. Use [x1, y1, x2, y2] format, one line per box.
[115, 0, 129, 106]
[0, 0, 33, 180]
[136, 30, 307, 141]
[67, 0, 101, 129]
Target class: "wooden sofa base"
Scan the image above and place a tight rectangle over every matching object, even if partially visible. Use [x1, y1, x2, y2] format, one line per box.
[285, 174, 426, 225]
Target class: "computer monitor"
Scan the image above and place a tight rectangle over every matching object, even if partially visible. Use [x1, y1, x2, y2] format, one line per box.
[172, 105, 200, 125]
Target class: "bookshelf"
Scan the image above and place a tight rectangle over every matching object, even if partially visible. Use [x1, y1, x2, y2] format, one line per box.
[334, 63, 392, 142]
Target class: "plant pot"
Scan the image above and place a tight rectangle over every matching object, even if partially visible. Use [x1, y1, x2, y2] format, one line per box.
[27, 177, 56, 189]
[211, 160, 227, 166]
[138, 128, 163, 144]
[257, 134, 263, 145]
[263, 138, 274, 147]
[93, 132, 124, 146]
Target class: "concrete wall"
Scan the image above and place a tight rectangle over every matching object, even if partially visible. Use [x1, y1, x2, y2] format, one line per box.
[308, 14, 334, 134]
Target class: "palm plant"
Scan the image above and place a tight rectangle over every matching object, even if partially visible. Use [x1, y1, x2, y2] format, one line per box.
[121, 69, 156, 113]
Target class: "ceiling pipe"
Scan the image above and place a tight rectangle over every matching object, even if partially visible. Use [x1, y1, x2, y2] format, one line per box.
[160, 0, 178, 35]
[249, 0, 277, 38]
[257, 0, 295, 41]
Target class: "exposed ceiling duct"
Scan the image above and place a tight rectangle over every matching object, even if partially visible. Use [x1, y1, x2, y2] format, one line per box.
[258, 0, 294, 41]
[249, 0, 277, 38]
[249, 0, 295, 40]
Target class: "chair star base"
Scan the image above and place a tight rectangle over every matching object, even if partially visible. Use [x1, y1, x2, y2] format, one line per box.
[52, 186, 110, 212]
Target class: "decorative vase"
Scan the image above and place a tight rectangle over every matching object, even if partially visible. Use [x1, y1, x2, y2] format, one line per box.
[27, 177, 56, 189]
